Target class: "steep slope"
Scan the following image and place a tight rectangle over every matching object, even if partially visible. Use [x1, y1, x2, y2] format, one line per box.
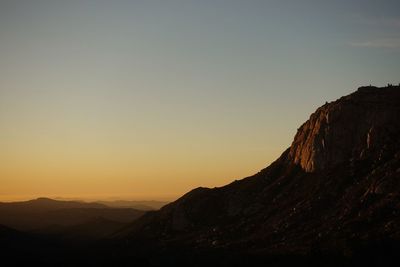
[288, 85, 400, 172]
[118, 85, 400, 259]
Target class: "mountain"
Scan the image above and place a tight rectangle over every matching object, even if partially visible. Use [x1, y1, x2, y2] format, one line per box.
[0, 198, 145, 233]
[2, 86, 399, 266]
[0, 197, 106, 212]
[115, 85, 400, 265]
[98, 200, 169, 210]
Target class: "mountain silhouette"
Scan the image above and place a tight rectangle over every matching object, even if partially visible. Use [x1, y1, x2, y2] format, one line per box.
[1, 85, 400, 266]
[113, 85, 400, 265]
[98, 200, 169, 210]
[0, 198, 145, 233]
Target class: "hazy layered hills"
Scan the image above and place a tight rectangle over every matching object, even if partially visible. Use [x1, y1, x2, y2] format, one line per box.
[96, 200, 169, 210]
[0, 197, 145, 239]
[115, 85, 400, 264]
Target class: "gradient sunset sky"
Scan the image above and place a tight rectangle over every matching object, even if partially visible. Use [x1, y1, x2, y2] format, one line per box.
[1, 0, 400, 201]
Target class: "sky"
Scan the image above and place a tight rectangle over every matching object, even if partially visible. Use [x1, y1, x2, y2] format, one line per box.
[1, 0, 400, 201]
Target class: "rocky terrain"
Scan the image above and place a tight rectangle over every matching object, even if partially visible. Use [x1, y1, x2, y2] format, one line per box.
[1, 85, 399, 266]
[114, 85, 400, 265]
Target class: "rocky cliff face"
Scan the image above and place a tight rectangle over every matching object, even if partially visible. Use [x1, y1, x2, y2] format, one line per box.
[117, 85, 400, 263]
[288, 86, 400, 172]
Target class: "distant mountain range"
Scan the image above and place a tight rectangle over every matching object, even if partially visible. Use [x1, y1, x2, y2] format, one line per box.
[0, 197, 145, 239]
[97, 200, 169, 210]
[1, 85, 400, 266]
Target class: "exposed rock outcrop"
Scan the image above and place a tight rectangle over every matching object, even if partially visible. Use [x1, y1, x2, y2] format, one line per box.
[288, 86, 400, 172]
[117, 85, 400, 260]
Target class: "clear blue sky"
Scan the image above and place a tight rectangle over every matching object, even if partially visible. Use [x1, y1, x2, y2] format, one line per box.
[1, 0, 399, 201]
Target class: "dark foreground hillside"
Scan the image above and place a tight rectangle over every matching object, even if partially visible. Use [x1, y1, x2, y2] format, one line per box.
[1, 85, 400, 266]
